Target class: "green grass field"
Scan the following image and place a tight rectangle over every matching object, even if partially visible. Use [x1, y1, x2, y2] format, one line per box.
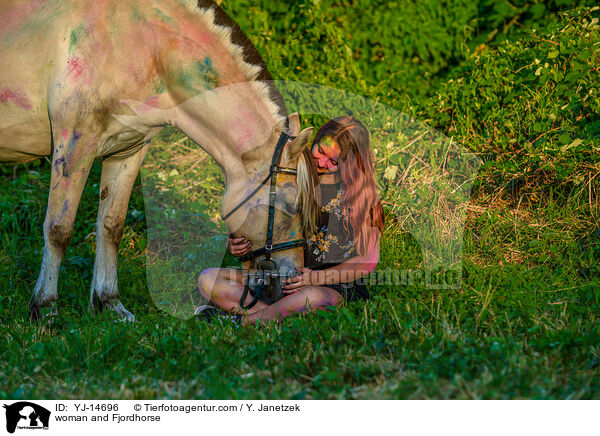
[1, 1, 599, 399]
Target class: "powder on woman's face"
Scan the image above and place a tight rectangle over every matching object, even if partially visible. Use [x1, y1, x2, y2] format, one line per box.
[312, 136, 341, 173]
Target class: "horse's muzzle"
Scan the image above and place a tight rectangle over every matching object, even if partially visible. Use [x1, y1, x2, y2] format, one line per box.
[243, 258, 298, 306]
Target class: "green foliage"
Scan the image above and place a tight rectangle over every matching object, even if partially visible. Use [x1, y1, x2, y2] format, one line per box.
[423, 7, 600, 189]
[417, 6, 600, 278]
[220, 0, 597, 106]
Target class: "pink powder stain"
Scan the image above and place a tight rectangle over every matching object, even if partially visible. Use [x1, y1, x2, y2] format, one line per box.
[65, 57, 85, 81]
[230, 105, 257, 152]
[196, 32, 216, 46]
[61, 129, 69, 141]
[0, 87, 32, 110]
[83, 0, 111, 30]
[125, 97, 157, 114]
[235, 125, 254, 151]
[143, 96, 160, 108]
[0, 0, 48, 34]
[126, 64, 139, 80]
[51, 178, 70, 191]
[124, 55, 156, 89]
[181, 21, 216, 49]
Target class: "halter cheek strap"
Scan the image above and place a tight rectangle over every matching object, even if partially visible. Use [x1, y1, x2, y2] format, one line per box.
[220, 131, 306, 263]
[220, 131, 306, 310]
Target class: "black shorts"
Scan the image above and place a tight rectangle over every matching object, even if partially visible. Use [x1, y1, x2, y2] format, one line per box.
[327, 282, 369, 302]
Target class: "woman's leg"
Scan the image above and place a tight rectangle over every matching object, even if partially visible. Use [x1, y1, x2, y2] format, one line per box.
[244, 286, 343, 325]
[198, 269, 344, 324]
[197, 268, 268, 314]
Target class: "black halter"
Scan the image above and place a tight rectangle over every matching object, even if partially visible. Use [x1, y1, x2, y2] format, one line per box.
[220, 131, 306, 309]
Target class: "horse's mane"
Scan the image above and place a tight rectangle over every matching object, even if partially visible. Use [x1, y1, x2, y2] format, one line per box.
[176, 0, 288, 131]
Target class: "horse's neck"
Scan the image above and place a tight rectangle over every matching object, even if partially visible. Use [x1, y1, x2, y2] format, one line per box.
[147, 2, 286, 173]
[166, 86, 282, 184]
[147, 1, 297, 250]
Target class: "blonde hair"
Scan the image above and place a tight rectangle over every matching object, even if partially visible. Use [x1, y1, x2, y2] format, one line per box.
[295, 148, 321, 237]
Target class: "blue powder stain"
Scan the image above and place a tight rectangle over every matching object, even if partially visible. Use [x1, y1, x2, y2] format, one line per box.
[54, 156, 65, 171]
[67, 131, 82, 153]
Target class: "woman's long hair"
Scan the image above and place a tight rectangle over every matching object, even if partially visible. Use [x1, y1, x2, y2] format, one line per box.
[310, 116, 385, 256]
[295, 147, 321, 237]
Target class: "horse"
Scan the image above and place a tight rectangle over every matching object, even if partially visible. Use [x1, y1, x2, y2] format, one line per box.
[0, 0, 316, 321]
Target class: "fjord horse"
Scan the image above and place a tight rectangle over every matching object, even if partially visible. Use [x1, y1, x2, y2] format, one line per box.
[0, 0, 314, 321]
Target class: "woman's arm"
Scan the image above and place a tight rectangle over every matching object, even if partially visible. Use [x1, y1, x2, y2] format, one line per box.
[315, 241, 379, 285]
[281, 241, 380, 292]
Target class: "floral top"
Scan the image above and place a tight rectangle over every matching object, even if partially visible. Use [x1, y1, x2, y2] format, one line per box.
[304, 181, 357, 270]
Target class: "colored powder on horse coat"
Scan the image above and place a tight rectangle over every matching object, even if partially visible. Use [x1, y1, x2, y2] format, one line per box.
[0, 87, 32, 110]
[0, 0, 48, 34]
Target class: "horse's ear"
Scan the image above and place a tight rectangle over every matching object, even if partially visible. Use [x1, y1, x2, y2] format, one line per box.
[287, 113, 301, 137]
[287, 127, 314, 160]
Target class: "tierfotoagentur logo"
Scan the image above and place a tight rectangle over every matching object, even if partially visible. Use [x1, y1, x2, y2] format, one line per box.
[2, 402, 50, 434]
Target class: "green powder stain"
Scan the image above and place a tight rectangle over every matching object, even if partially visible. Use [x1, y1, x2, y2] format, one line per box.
[3, 0, 68, 45]
[153, 7, 173, 24]
[194, 57, 219, 89]
[172, 59, 218, 94]
[69, 23, 86, 54]
[168, 57, 221, 95]
[130, 4, 145, 23]
[152, 79, 167, 94]
[176, 70, 199, 94]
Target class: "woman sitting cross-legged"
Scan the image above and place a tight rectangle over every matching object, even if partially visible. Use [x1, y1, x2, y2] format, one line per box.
[196, 116, 385, 325]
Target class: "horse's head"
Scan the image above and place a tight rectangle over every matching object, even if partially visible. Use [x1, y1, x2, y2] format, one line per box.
[222, 113, 318, 275]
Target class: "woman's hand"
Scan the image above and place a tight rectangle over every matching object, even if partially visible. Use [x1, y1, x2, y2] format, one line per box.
[281, 267, 320, 294]
[227, 234, 252, 258]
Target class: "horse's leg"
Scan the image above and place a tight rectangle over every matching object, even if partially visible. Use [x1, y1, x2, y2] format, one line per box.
[29, 131, 95, 322]
[89, 145, 148, 322]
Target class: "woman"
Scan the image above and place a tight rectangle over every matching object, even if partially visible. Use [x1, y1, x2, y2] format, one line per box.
[197, 116, 385, 325]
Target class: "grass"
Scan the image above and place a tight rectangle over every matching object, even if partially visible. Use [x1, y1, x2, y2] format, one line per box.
[1, 1, 599, 399]
[1, 161, 598, 398]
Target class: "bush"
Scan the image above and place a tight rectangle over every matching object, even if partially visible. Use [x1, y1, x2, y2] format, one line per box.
[419, 6, 600, 206]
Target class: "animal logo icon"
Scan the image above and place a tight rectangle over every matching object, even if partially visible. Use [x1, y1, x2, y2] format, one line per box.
[2, 402, 50, 434]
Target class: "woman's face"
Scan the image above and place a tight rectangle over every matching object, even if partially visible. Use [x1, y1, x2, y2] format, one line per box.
[311, 136, 341, 174]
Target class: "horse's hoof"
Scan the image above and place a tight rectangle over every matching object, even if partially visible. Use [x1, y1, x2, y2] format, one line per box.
[92, 296, 135, 322]
[29, 298, 58, 324]
[29, 301, 40, 322]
